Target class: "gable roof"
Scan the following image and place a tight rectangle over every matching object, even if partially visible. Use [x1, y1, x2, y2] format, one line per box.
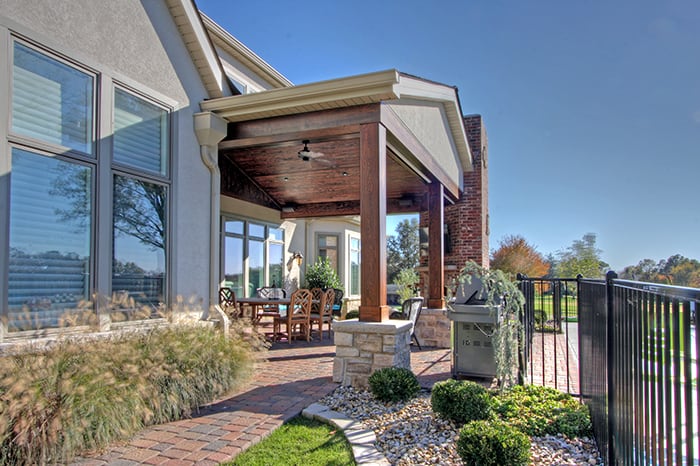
[164, 0, 291, 99]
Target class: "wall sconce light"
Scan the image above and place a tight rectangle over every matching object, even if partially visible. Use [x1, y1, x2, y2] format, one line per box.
[292, 251, 304, 267]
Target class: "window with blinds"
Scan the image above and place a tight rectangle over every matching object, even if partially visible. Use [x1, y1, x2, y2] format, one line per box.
[5, 38, 172, 330]
[11, 41, 94, 155]
[8, 148, 92, 330]
[113, 88, 168, 176]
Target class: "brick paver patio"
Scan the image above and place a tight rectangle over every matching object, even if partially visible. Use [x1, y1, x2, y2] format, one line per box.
[74, 328, 565, 465]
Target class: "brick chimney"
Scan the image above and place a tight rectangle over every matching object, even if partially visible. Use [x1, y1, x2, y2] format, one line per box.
[419, 114, 489, 300]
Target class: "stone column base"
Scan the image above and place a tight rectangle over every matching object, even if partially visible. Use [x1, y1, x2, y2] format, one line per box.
[332, 319, 412, 388]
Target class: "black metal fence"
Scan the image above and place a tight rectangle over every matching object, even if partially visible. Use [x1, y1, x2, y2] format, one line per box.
[520, 273, 700, 465]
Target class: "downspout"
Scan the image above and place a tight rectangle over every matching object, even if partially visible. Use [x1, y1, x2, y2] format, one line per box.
[194, 112, 228, 325]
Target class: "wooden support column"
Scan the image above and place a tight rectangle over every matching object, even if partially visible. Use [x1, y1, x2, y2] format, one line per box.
[427, 182, 445, 309]
[358, 123, 389, 322]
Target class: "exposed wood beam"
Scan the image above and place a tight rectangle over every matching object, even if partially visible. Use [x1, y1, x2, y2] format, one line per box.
[280, 201, 360, 219]
[227, 103, 381, 139]
[219, 126, 360, 150]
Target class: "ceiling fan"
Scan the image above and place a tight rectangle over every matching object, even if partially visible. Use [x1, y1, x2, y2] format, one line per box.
[297, 140, 325, 161]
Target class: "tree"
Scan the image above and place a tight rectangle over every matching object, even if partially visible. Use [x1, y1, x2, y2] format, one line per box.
[618, 254, 700, 287]
[554, 233, 608, 278]
[490, 235, 549, 278]
[387, 218, 419, 283]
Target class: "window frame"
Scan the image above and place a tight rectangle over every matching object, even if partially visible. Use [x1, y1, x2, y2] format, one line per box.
[2, 36, 174, 331]
[221, 216, 286, 297]
[8, 36, 98, 159]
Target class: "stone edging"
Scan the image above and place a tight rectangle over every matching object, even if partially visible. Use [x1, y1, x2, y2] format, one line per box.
[302, 402, 390, 466]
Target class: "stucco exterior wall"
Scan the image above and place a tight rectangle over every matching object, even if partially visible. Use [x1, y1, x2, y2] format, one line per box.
[386, 100, 462, 190]
[1, 0, 214, 306]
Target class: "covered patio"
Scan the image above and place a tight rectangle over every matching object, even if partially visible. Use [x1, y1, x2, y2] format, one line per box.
[197, 69, 473, 321]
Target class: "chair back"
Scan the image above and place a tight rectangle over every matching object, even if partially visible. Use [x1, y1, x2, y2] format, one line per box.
[331, 288, 344, 315]
[219, 287, 236, 307]
[219, 287, 240, 318]
[257, 286, 286, 299]
[311, 288, 324, 313]
[322, 288, 335, 318]
[289, 288, 312, 318]
[403, 297, 424, 325]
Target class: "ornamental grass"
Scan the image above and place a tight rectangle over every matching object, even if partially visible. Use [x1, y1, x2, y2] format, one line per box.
[0, 309, 263, 465]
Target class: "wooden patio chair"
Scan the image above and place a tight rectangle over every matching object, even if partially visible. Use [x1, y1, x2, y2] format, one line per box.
[256, 286, 287, 321]
[310, 288, 335, 340]
[218, 287, 240, 319]
[272, 288, 312, 343]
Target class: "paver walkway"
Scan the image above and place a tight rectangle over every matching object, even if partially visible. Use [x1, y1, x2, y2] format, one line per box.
[74, 340, 452, 466]
[75, 329, 566, 465]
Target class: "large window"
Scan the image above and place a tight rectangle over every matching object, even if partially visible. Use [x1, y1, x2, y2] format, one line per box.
[5, 39, 170, 330]
[111, 88, 169, 312]
[222, 219, 285, 297]
[7, 149, 93, 330]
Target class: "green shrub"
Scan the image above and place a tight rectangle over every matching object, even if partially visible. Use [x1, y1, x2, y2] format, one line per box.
[430, 379, 492, 424]
[304, 258, 343, 291]
[344, 310, 359, 320]
[0, 321, 260, 465]
[491, 384, 592, 437]
[457, 420, 530, 466]
[368, 367, 420, 402]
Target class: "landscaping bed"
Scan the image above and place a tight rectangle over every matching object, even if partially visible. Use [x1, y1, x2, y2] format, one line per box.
[320, 383, 602, 465]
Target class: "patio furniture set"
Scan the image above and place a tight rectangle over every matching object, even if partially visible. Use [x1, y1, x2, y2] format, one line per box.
[219, 286, 342, 343]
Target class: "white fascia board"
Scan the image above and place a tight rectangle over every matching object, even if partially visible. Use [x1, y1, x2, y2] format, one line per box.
[169, 0, 231, 98]
[201, 13, 292, 89]
[201, 69, 401, 120]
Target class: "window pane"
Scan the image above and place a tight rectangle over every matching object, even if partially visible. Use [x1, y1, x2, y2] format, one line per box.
[224, 236, 244, 298]
[12, 42, 93, 154]
[268, 242, 284, 288]
[113, 88, 168, 176]
[269, 227, 284, 241]
[350, 238, 361, 295]
[248, 223, 264, 238]
[248, 239, 264, 296]
[112, 175, 166, 314]
[225, 219, 244, 235]
[8, 148, 92, 330]
[318, 234, 338, 272]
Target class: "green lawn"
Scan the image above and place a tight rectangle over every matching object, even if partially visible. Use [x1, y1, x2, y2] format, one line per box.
[227, 416, 356, 466]
[532, 294, 578, 323]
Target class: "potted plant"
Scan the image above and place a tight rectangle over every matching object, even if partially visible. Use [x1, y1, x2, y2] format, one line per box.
[448, 260, 524, 389]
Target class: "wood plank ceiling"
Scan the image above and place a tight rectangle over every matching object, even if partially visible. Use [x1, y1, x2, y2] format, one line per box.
[218, 106, 433, 218]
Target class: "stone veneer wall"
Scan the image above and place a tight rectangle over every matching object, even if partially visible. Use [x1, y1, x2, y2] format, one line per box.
[414, 308, 451, 348]
[332, 319, 412, 387]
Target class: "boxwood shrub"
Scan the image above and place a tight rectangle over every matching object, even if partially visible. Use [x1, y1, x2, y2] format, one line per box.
[430, 379, 492, 424]
[457, 419, 530, 466]
[368, 367, 420, 402]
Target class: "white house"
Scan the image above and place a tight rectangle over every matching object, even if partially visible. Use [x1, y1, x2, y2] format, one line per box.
[0, 0, 483, 352]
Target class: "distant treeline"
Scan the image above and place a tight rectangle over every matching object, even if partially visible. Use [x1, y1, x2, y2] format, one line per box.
[618, 254, 700, 288]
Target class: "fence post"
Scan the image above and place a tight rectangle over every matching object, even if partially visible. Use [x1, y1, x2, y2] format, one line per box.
[606, 270, 618, 465]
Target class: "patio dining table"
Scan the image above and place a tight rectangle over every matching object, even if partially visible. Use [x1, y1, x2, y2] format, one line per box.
[237, 296, 290, 323]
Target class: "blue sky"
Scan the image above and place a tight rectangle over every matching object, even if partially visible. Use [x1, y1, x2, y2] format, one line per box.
[196, 0, 700, 271]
